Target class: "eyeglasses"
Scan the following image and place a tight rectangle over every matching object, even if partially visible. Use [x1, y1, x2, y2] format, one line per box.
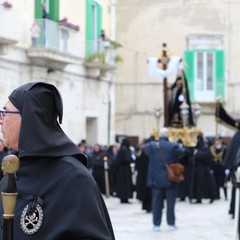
[0, 110, 20, 120]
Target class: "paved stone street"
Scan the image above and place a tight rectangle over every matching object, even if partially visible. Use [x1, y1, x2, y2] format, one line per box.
[105, 192, 235, 240]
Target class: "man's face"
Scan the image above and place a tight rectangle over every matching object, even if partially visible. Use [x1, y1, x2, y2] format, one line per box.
[215, 139, 222, 149]
[0, 101, 21, 150]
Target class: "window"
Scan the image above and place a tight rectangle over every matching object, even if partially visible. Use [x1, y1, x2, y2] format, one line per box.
[86, 0, 102, 56]
[195, 51, 215, 101]
[35, 0, 59, 21]
[184, 49, 225, 102]
[34, 0, 60, 50]
[42, 0, 50, 13]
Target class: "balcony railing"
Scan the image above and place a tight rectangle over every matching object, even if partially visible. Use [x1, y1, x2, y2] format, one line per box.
[86, 39, 116, 66]
[32, 19, 83, 58]
[33, 19, 59, 51]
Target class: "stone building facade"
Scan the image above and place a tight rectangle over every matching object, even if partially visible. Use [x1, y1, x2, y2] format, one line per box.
[115, 0, 240, 144]
[0, 0, 118, 145]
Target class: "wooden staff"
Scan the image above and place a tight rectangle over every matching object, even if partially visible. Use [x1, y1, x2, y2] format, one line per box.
[215, 96, 222, 138]
[103, 156, 110, 198]
[1, 155, 19, 240]
[160, 43, 170, 127]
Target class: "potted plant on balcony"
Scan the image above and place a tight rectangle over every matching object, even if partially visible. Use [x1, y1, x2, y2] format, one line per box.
[2, 1, 12, 8]
[86, 52, 106, 66]
[109, 40, 122, 49]
[58, 17, 80, 31]
[85, 40, 123, 66]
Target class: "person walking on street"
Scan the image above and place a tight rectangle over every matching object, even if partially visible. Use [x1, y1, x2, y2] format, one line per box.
[144, 127, 185, 231]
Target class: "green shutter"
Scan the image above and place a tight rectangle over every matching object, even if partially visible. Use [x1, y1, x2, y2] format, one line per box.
[184, 50, 195, 101]
[86, 0, 93, 56]
[215, 50, 225, 101]
[49, 0, 59, 21]
[96, 3, 102, 37]
[35, 0, 42, 19]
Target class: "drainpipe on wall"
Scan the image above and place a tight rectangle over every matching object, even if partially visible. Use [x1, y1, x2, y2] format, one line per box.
[110, 0, 116, 41]
[107, 0, 116, 145]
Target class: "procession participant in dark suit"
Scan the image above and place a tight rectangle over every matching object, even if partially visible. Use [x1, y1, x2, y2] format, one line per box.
[144, 128, 185, 231]
[106, 144, 119, 196]
[136, 139, 152, 212]
[90, 143, 106, 194]
[0, 82, 115, 239]
[210, 137, 227, 200]
[115, 138, 134, 203]
[191, 134, 218, 204]
[176, 139, 191, 202]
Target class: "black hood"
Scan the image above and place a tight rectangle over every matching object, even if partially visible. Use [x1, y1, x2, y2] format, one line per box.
[8, 82, 87, 166]
[196, 134, 205, 149]
[121, 138, 130, 149]
[223, 131, 240, 168]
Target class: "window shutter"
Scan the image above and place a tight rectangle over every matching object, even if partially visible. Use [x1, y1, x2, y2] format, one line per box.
[184, 50, 195, 101]
[215, 50, 225, 101]
[49, 0, 59, 21]
[35, 0, 42, 19]
[86, 0, 93, 56]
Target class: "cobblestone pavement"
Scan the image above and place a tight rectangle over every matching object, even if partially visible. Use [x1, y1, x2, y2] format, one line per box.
[105, 192, 235, 240]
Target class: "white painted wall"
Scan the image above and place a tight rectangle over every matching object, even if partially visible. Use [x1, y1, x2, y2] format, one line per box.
[115, 0, 240, 142]
[0, 0, 116, 146]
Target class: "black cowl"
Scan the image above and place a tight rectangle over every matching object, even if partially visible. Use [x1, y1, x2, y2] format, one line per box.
[8, 82, 87, 166]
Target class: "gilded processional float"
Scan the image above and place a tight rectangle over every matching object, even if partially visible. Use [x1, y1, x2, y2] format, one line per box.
[147, 43, 201, 147]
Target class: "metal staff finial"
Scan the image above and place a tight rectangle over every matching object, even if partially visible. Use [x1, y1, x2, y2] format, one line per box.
[103, 156, 110, 198]
[1, 154, 19, 240]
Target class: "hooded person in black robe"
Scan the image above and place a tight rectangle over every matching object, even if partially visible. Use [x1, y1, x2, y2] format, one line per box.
[190, 134, 218, 203]
[115, 138, 134, 203]
[0, 82, 115, 239]
[136, 140, 152, 212]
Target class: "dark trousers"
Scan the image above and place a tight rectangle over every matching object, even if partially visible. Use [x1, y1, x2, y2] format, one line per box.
[151, 187, 177, 226]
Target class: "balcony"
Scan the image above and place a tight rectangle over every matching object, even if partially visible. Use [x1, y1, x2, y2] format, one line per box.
[84, 39, 119, 77]
[27, 19, 83, 70]
[0, 5, 20, 52]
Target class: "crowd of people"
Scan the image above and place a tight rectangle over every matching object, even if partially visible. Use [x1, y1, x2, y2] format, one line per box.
[0, 125, 233, 233]
[73, 128, 233, 231]
[0, 82, 235, 236]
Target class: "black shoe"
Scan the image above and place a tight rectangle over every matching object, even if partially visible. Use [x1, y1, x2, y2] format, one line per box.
[120, 199, 131, 204]
[194, 200, 202, 204]
[209, 198, 214, 204]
